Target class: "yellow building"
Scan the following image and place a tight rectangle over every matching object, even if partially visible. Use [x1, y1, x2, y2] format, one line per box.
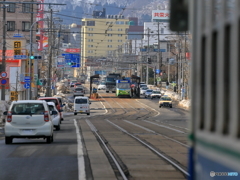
[81, 16, 129, 71]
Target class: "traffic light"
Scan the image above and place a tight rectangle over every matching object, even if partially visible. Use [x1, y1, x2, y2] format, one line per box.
[147, 58, 152, 64]
[30, 56, 42, 59]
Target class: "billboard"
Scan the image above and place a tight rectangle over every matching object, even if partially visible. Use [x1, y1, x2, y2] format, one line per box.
[152, 10, 170, 20]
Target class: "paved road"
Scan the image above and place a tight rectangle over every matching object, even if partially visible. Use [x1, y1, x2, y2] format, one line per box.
[0, 88, 190, 180]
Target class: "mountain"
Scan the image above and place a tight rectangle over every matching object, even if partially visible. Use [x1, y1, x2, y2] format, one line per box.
[46, 0, 169, 25]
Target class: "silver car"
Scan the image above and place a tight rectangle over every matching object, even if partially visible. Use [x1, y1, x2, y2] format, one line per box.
[144, 89, 153, 98]
[73, 87, 85, 97]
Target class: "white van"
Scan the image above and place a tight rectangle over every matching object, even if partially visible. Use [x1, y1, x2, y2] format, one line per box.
[74, 96, 91, 115]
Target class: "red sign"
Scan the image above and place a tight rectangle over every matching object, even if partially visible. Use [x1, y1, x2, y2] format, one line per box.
[36, 0, 44, 51]
[0, 71, 7, 78]
[186, 52, 191, 60]
[64, 48, 80, 53]
[153, 12, 169, 18]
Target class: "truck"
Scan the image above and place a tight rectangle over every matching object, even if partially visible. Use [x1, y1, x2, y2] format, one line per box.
[105, 73, 121, 93]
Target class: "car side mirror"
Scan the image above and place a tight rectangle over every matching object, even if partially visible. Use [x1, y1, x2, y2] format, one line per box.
[89, 102, 91, 104]
[3, 111, 7, 115]
[62, 104, 65, 106]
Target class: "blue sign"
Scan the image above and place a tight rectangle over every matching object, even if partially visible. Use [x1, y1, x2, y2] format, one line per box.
[62, 53, 81, 68]
[153, 49, 166, 52]
[0, 78, 7, 85]
[24, 83, 30, 89]
[156, 69, 160, 74]
[24, 76, 30, 82]
[14, 55, 27, 59]
[13, 34, 23, 38]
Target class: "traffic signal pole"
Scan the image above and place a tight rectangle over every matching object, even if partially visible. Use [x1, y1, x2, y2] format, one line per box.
[1, 1, 6, 100]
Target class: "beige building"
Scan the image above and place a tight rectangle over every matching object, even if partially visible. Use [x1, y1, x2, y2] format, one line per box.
[81, 16, 129, 74]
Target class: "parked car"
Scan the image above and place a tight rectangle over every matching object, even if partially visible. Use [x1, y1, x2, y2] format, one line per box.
[98, 82, 106, 90]
[159, 96, 173, 108]
[144, 89, 153, 98]
[38, 97, 64, 121]
[74, 96, 91, 115]
[47, 102, 61, 130]
[73, 87, 85, 97]
[4, 100, 55, 144]
[150, 90, 161, 99]
[74, 83, 82, 88]
[140, 87, 148, 95]
[140, 84, 148, 88]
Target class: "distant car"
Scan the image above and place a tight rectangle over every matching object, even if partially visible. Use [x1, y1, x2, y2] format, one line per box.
[150, 90, 161, 99]
[73, 87, 85, 97]
[144, 89, 153, 98]
[4, 100, 55, 144]
[140, 87, 148, 95]
[98, 82, 106, 90]
[74, 83, 82, 88]
[159, 96, 173, 108]
[140, 84, 148, 88]
[47, 102, 61, 131]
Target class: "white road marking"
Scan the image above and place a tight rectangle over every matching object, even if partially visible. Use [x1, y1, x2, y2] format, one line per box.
[73, 119, 86, 180]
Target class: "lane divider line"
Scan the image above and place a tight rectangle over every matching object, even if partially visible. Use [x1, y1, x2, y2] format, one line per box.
[74, 119, 86, 180]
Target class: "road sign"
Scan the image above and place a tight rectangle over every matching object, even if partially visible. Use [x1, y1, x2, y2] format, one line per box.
[62, 53, 81, 68]
[0, 78, 8, 85]
[10, 91, 18, 101]
[155, 69, 160, 74]
[13, 34, 23, 38]
[14, 41, 22, 56]
[24, 76, 31, 82]
[24, 83, 30, 89]
[33, 74, 38, 82]
[14, 55, 27, 59]
[0, 71, 7, 78]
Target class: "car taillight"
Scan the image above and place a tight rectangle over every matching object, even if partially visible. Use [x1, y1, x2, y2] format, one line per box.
[7, 111, 12, 122]
[44, 111, 49, 122]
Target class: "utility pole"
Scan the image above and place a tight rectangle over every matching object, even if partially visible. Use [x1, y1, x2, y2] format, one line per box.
[157, 22, 161, 87]
[1, 1, 6, 100]
[46, 8, 53, 97]
[146, 28, 150, 85]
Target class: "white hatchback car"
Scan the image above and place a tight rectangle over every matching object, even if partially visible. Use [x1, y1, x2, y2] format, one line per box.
[47, 102, 61, 130]
[4, 100, 56, 144]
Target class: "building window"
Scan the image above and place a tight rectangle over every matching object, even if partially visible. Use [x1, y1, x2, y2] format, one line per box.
[88, 28, 93, 31]
[86, 21, 95, 26]
[88, 33, 93, 36]
[118, 28, 123, 31]
[161, 28, 164, 34]
[22, 4, 31, 13]
[7, 4, 15, 12]
[107, 45, 112, 48]
[118, 40, 122, 42]
[88, 39, 93, 42]
[88, 50, 93, 53]
[118, 34, 123, 37]
[88, 45, 93, 47]
[22, 21, 30, 31]
[108, 28, 112, 31]
[116, 21, 124, 25]
[108, 34, 113, 36]
[108, 39, 112, 42]
[7, 21, 15, 31]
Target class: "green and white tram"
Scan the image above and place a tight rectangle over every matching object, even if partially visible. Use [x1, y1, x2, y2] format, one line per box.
[170, 0, 240, 179]
[116, 80, 131, 98]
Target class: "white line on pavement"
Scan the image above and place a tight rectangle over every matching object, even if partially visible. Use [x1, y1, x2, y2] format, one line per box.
[74, 119, 86, 180]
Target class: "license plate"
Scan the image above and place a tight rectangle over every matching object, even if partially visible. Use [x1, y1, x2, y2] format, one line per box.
[22, 129, 34, 135]
[79, 110, 83, 112]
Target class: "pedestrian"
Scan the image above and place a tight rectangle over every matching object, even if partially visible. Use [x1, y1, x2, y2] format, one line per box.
[166, 81, 169, 89]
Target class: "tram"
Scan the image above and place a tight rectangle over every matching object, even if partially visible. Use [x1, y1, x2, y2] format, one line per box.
[170, 0, 240, 179]
[116, 79, 131, 98]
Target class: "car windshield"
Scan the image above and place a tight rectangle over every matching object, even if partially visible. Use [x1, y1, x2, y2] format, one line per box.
[161, 97, 172, 101]
[11, 103, 45, 115]
[75, 99, 88, 104]
[75, 88, 83, 91]
[146, 90, 153, 92]
[153, 91, 160, 94]
[141, 87, 148, 90]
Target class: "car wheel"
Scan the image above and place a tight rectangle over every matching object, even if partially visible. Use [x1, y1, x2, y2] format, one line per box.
[159, 105, 161, 108]
[170, 106, 172, 108]
[5, 137, 12, 144]
[46, 135, 53, 143]
[106, 91, 109, 93]
[74, 113, 77, 115]
[56, 124, 60, 131]
[87, 113, 90, 115]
